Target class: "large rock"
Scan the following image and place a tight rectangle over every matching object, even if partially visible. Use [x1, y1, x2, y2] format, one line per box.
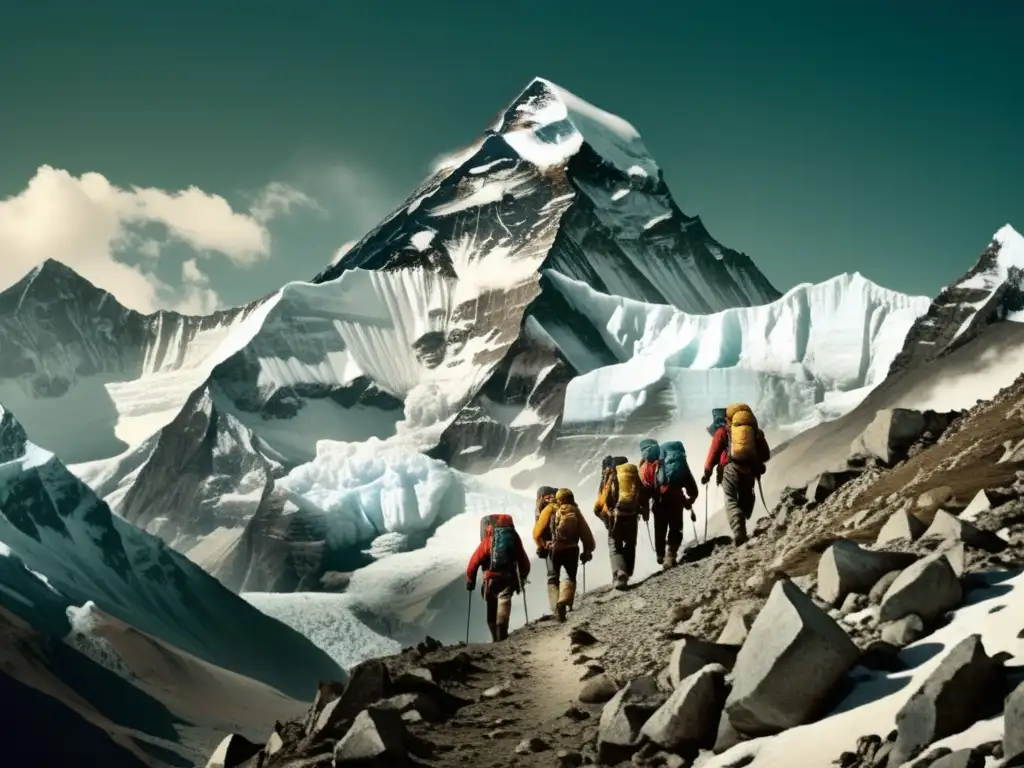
[817, 540, 918, 606]
[716, 601, 761, 646]
[668, 636, 739, 688]
[597, 676, 665, 763]
[312, 660, 392, 738]
[334, 708, 410, 763]
[890, 635, 1004, 766]
[206, 734, 262, 768]
[922, 510, 1008, 553]
[930, 749, 986, 768]
[1005, 680, 1024, 762]
[875, 508, 928, 546]
[640, 664, 727, 751]
[724, 580, 859, 736]
[851, 408, 957, 466]
[579, 674, 620, 704]
[878, 549, 963, 624]
[807, 470, 862, 503]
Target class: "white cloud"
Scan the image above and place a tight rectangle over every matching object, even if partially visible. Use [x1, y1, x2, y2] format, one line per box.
[0, 165, 312, 314]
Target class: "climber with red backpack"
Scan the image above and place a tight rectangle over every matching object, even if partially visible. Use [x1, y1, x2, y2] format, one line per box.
[533, 488, 596, 621]
[596, 455, 648, 590]
[467, 514, 532, 642]
[639, 438, 698, 568]
[702, 403, 771, 546]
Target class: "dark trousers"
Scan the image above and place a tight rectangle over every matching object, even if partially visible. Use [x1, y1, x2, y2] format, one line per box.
[546, 548, 580, 585]
[721, 462, 756, 544]
[607, 512, 638, 577]
[483, 574, 515, 639]
[652, 502, 683, 562]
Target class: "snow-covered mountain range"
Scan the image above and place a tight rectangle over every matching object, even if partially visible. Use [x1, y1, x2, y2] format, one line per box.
[0, 78, 952, 600]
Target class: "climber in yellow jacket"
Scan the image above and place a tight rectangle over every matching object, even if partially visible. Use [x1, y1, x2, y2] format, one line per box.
[533, 488, 596, 622]
[594, 456, 650, 591]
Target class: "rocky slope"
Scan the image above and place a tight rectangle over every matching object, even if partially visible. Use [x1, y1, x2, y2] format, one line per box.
[203, 369, 1024, 768]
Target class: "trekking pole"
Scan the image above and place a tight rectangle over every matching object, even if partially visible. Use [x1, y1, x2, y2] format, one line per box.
[644, 517, 656, 554]
[465, 589, 472, 645]
[703, 493, 709, 544]
[516, 564, 529, 624]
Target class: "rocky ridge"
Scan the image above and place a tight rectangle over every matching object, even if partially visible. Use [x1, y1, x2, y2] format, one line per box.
[204, 372, 1024, 768]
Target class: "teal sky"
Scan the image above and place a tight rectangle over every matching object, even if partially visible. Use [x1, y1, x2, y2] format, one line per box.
[0, 0, 1021, 308]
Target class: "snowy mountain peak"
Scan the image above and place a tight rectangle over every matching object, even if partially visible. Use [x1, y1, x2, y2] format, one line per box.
[889, 223, 1024, 373]
[492, 77, 659, 178]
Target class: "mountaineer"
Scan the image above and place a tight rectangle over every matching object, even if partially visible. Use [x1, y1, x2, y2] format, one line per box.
[467, 514, 532, 641]
[596, 455, 647, 590]
[702, 403, 771, 545]
[639, 438, 698, 568]
[533, 488, 596, 621]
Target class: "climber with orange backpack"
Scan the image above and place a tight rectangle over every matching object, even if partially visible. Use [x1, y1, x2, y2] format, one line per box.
[639, 438, 698, 568]
[596, 455, 649, 590]
[467, 514, 532, 641]
[702, 404, 771, 546]
[533, 488, 596, 621]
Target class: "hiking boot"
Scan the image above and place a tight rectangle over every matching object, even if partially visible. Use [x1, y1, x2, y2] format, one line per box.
[556, 604, 567, 622]
[663, 551, 676, 569]
[546, 584, 559, 615]
[613, 571, 629, 590]
[495, 599, 511, 641]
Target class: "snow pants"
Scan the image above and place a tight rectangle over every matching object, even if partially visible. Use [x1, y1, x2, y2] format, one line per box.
[607, 512, 638, 580]
[545, 547, 580, 616]
[721, 462, 756, 545]
[652, 501, 683, 565]
[483, 574, 516, 641]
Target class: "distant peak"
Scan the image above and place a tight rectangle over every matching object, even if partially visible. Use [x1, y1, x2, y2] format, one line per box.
[995, 223, 1023, 247]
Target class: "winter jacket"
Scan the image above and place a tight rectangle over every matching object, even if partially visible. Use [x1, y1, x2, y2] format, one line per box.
[466, 529, 531, 584]
[642, 459, 699, 506]
[533, 502, 597, 554]
[703, 426, 770, 475]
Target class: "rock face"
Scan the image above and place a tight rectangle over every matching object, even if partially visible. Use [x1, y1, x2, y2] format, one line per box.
[668, 636, 739, 688]
[816, 540, 918, 606]
[850, 409, 960, 466]
[597, 676, 665, 763]
[724, 580, 859, 736]
[878, 550, 963, 624]
[640, 664, 727, 751]
[205, 734, 262, 768]
[333, 708, 410, 763]
[1005, 680, 1024, 763]
[890, 635, 1004, 766]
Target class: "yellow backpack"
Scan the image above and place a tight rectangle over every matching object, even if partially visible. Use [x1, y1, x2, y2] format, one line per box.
[614, 463, 641, 512]
[726, 403, 759, 464]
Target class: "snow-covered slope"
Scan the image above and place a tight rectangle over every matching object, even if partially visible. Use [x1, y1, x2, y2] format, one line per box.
[0, 402, 343, 700]
[889, 224, 1024, 373]
[316, 77, 781, 314]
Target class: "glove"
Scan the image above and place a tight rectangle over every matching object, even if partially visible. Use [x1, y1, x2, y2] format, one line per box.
[466, 580, 475, 591]
[690, 510, 697, 523]
[580, 551, 592, 564]
[537, 547, 549, 559]
[642, 511, 650, 523]
[700, 470, 711, 485]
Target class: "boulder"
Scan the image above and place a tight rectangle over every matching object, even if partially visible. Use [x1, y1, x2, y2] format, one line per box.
[579, 674, 620, 704]
[668, 636, 739, 688]
[370, 692, 442, 722]
[712, 712, 745, 754]
[303, 680, 347, 735]
[880, 614, 925, 647]
[851, 409, 957, 466]
[265, 732, 283, 758]
[716, 601, 761, 645]
[1005, 680, 1024, 762]
[334, 708, 409, 764]
[960, 490, 994, 522]
[875, 508, 928, 546]
[808, 470, 862, 503]
[817, 540, 918, 606]
[596, 677, 665, 763]
[922, 510, 1008, 553]
[724, 580, 859, 736]
[941, 543, 966, 577]
[206, 734, 262, 768]
[640, 664, 727, 751]
[890, 635, 1004, 766]
[878, 549, 963, 624]
[310, 660, 391, 737]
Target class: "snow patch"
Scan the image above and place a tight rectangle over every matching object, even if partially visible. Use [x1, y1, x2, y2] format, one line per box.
[409, 230, 436, 251]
